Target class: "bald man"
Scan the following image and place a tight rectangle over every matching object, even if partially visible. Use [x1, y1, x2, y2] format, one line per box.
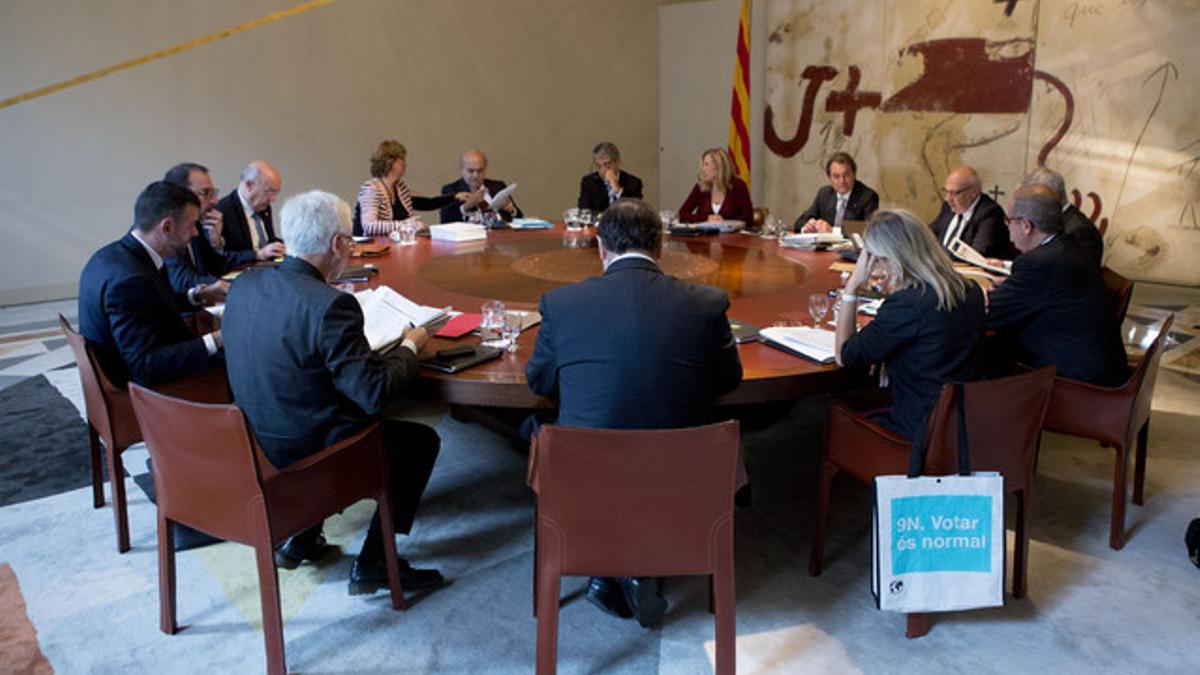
[439, 149, 522, 224]
[215, 160, 287, 257]
[929, 165, 1014, 260]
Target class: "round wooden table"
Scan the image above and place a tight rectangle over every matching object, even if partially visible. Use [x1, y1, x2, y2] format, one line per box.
[354, 226, 855, 407]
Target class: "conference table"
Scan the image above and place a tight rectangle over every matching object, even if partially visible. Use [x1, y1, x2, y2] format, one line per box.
[350, 225, 860, 409]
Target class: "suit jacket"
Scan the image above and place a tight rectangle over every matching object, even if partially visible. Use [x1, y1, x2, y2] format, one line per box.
[216, 190, 277, 254]
[525, 256, 742, 429]
[164, 230, 256, 292]
[841, 282, 986, 440]
[78, 233, 215, 387]
[929, 193, 1014, 259]
[793, 181, 879, 231]
[222, 256, 422, 468]
[1062, 204, 1104, 268]
[679, 177, 753, 224]
[577, 170, 643, 212]
[986, 236, 1127, 386]
[439, 177, 524, 223]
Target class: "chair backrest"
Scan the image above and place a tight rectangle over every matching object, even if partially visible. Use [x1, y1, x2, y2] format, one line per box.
[752, 207, 768, 230]
[128, 383, 266, 544]
[529, 420, 740, 577]
[59, 314, 127, 442]
[924, 366, 1057, 494]
[1101, 267, 1134, 325]
[1127, 314, 1174, 432]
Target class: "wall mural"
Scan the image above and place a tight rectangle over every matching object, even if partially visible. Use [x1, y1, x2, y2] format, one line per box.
[762, 0, 1198, 284]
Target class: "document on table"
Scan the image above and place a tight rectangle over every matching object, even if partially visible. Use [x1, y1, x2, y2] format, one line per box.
[486, 183, 517, 210]
[760, 326, 838, 364]
[947, 238, 1011, 276]
[354, 286, 447, 351]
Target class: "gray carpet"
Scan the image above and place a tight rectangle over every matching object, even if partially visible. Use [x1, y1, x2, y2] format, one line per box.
[0, 374, 92, 507]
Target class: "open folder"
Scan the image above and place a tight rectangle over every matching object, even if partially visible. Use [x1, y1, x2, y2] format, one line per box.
[354, 286, 447, 351]
[760, 326, 838, 364]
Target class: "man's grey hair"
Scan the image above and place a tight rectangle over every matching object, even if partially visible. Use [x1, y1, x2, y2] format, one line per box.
[279, 190, 351, 256]
[1010, 185, 1064, 235]
[1023, 166, 1068, 205]
[592, 141, 620, 160]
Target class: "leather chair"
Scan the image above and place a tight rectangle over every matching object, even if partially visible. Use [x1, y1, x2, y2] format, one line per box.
[59, 315, 229, 553]
[1101, 267, 1134, 325]
[528, 421, 740, 675]
[752, 207, 769, 231]
[809, 366, 1056, 637]
[1042, 314, 1173, 550]
[128, 384, 407, 675]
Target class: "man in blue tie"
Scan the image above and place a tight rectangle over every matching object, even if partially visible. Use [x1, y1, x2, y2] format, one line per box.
[795, 152, 879, 233]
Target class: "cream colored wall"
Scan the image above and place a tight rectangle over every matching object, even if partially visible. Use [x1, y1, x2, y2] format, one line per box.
[0, 0, 662, 305]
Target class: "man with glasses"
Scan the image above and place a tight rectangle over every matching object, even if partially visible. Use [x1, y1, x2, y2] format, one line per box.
[929, 165, 1014, 259]
[577, 142, 643, 213]
[215, 160, 288, 259]
[162, 163, 249, 297]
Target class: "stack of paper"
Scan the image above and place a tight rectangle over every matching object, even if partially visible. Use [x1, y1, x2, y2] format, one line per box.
[429, 223, 487, 242]
[696, 220, 746, 233]
[354, 286, 448, 351]
[510, 218, 553, 230]
[760, 326, 838, 363]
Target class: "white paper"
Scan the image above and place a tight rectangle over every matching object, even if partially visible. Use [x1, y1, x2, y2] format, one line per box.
[759, 326, 838, 363]
[696, 219, 745, 233]
[429, 223, 488, 242]
[356, 286, 447, 350]
[948, 238, 1011, 276]
[485, 183, 517, 210]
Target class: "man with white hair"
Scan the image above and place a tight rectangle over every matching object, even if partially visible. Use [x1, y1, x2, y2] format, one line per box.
[222, 190, 445, 594]
[215, 160, 287, 258]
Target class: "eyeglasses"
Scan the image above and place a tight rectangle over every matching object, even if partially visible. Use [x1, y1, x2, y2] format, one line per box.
[942, 186, 973, 197]
[195, 187, 219, 199]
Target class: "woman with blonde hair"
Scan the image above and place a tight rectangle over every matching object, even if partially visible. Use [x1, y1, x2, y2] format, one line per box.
[678, 147, 753, 224]
[354, 140, 483, 235]
[834, 208, 986, 439]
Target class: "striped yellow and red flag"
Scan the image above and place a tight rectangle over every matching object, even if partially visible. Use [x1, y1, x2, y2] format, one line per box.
[727, 0, 752, 187]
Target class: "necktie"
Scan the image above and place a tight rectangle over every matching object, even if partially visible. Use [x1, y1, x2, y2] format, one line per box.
[835, 196, 848, 228]
[252, 212, 269, 249]
[943, 213, 963, 245]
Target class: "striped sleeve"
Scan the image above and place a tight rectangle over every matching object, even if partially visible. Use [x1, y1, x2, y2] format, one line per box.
[356, 179, 402, 235]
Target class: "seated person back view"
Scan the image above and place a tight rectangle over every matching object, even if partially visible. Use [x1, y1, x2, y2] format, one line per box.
[834, 209, 987, 440]
[215, 160, 287, 259]
[678, 147, 753, 224]
[221, 190, 445, 594]
[794, 151, 879, 233]
[929, 165, 1014, 260]
[986, 185, 1127, 386]
[1021, 166, 1104, 268]
[577, 142, 643, 213]
[525, 198, 743, 627]
[78, 181, 224, 387]
[439, 149, 522, 223]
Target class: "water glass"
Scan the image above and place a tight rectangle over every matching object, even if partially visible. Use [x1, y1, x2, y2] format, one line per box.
[578, 209, 594, 228]
[481, 300, 507, 347]
[502, 312, 523, 352]
[808, 293, 831, 326]
[564, 207, 581, 230]
[397, 218, 418, 246]
[658, 209, 677, 233]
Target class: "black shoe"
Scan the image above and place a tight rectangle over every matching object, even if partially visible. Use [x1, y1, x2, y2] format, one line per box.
[349, 557, 446, 595]
[620, 577, 667, 628]
[585, 577, 633, 619]
[274, 534, 334, 570]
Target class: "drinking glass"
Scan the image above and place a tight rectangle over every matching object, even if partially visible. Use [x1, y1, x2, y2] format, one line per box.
[502, 312, 523, 353]
[869, 259, 890, 293]
[808, 293, 831, 327]
[467, 210, 484, 226]
[564, 207, 581, 231]
[578, 209, 594, 228]
[481, 300, 507, 347]
[397, 218, 418, 246]
[659, 209, 677, 233]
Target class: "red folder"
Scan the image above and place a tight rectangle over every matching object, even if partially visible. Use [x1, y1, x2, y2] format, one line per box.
[435, 313, 482, 338]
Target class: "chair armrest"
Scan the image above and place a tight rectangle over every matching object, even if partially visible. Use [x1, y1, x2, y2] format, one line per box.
[278, 421, 384, 474]
[153, 366, 231, 404]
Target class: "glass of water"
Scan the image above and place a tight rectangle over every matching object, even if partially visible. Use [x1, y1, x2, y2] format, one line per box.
[397, 218, 418, 246]
[808, 292, 831, 327]
[481, 300, 507, 347]
[578, 208, 594, 228]
[659, 209, 676, 233]
[502, 312, 523, 352]
[564, 208, 581, 230]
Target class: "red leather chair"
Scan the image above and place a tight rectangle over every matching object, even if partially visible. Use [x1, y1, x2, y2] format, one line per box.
[1101, 267, 1134, 325]
[128, 384, 407, 675]
[1042, 314, 1174, 550]
[59, 315, 229, 553]
[529, 421, 740, 674]
[809, 367, 1056, 637]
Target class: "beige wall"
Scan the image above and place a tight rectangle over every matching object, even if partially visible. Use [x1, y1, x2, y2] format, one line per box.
[0, 0, 662, 305]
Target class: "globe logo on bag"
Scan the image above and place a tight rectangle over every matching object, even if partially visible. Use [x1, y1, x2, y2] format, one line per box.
[889, 579, 904, 595]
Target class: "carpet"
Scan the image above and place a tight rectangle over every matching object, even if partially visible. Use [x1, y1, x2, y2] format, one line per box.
[0, 374, 92, 507]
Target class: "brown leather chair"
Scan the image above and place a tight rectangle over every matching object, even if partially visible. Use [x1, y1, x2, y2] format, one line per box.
[809, 366, 1056, 637]
[1043, 314, 1173, 550]
[128, 384, 407, 675]
[1101, 267, 1134, 325]
[752, 207, 769, 231]
[528, 421, 740, 674]
[59, 315, 229, 553]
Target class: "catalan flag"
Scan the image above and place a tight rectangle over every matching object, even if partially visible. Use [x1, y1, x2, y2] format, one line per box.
[727, 0, 752, 187]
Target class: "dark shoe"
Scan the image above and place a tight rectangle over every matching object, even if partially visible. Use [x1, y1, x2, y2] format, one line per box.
[621, 577, 667, 628]
[585, 576, 633, 619]
[274, 534, 333, 570]
[348, 557, 446, 595]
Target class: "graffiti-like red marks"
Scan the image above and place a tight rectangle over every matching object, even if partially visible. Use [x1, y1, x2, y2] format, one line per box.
[826, 66, 882, 137]
[764, 65, 838, 158]
[882, 38, 1034, 114]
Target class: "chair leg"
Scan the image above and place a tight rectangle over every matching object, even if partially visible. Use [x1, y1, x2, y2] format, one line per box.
[809, 462, 838, 576]
[1012, 490, 1029, 599]
[1110, 442, 1130, 550]
[376, 491, 405, 611]
[108, 445, 130, 553]
[532, 505, 538, 618]
[713, 547, 736, 675]
[906, 613, 930, 638]
[89, 426, 105, 508]
[535, 563, 561, 675]
[158, 512, 177, 634]
[1133, 421, 1149, 506]
[708, 574, 715, 615]
[254, 542, 287, 675]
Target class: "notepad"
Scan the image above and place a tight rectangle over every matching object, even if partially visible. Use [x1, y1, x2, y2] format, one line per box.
[760, 326, 838, 363]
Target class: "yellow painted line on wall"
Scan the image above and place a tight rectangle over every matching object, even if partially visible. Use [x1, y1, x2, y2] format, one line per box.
[0, 0, 339, 111]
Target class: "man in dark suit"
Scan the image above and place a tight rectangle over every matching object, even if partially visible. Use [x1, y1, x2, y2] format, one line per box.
[78, 181, 224, 387]
[1022, 166, 1104, 268]
[577, 141, 643, 212]
[986, 185, 1127, 386]
[162, 162, 247, 295]
[439, 149, 523, 223]
[794, 151, 879, 232]
[215, 160, 287, 259]
[929, 165, 1015, 259]
[525, 199, 743, 627]
[222, 190, 444, 595]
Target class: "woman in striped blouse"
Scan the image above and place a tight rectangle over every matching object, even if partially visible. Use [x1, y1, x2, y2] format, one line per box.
[354, 140, 484, 235]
